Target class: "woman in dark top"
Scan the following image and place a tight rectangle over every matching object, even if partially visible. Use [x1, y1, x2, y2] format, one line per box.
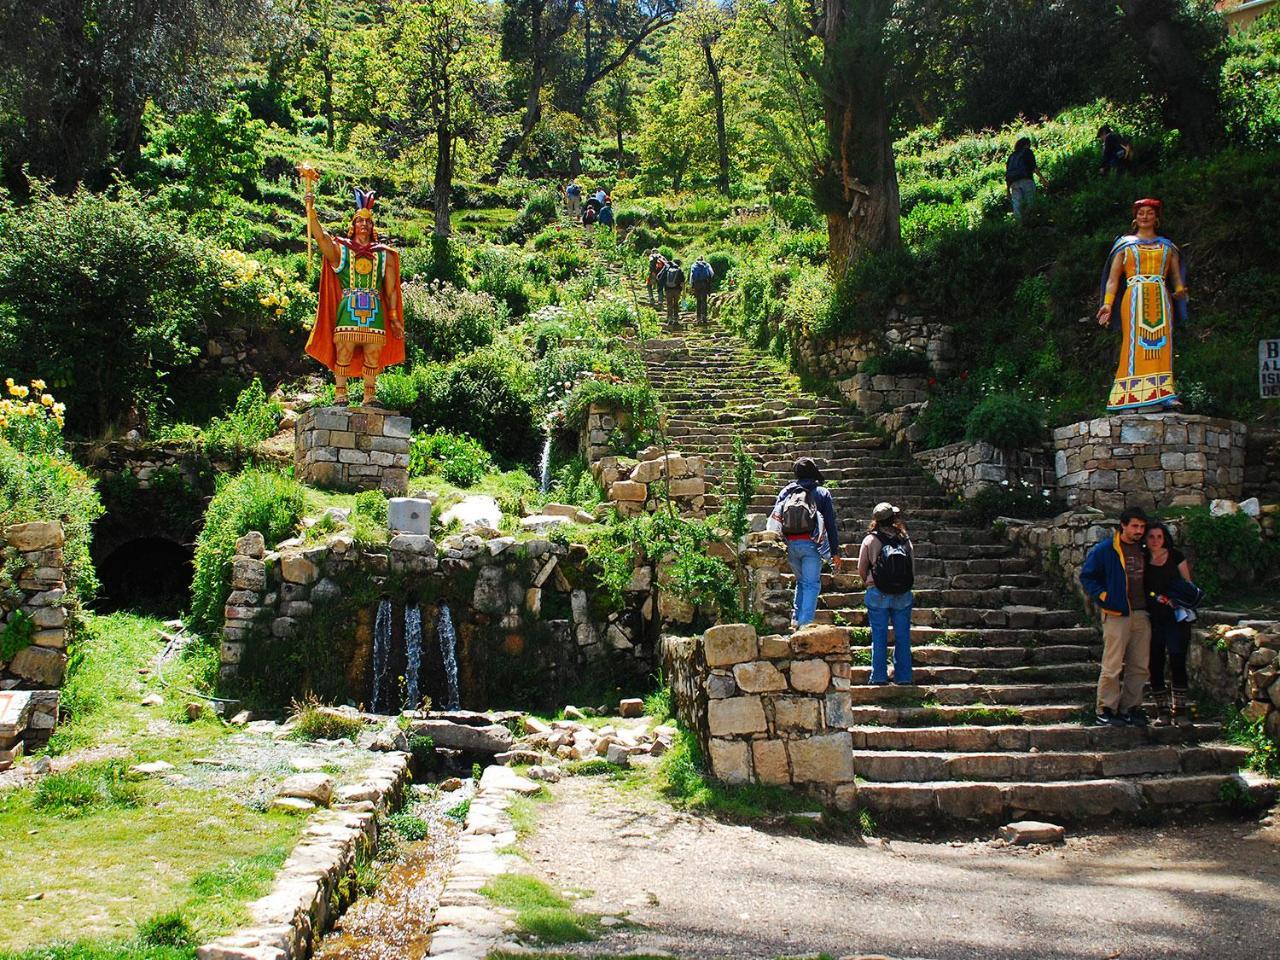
[1144, 522, 1193, 726]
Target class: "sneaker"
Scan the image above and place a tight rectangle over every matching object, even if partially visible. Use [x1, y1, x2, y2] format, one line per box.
[1125, 708, 1149, 727]
[868, 678, 890, 686]
[1095, 707, 1123, 727]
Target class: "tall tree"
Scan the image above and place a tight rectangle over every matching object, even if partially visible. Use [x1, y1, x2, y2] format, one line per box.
[600, 62, 641, 162]
[498, 0, 576, 171]
[0, 0, 270, 191]
[682, 0, 732, 194]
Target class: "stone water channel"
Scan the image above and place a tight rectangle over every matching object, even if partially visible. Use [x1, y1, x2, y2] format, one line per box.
[313, 780, 474, 960]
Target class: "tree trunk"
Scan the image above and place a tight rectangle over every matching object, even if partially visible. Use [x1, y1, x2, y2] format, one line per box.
[819, 0, 900, 280]
[616, 121, 624, 160]
[1116, 0, 1221, 155]
[496, 60, 545, 172]
[569, 145, 582, 177]
[702, 42, 730, 196]
[322, 61, 336, 149]
[434, 124, 453, 237]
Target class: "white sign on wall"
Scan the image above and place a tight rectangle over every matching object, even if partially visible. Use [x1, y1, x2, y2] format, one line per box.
[1263, 339, 1280, 399]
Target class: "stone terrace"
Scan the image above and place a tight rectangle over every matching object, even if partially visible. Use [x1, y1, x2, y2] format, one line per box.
[643, 320, 1274, 823]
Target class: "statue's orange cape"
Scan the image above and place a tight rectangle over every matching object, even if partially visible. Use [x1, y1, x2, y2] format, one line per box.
[305, 236, 406, 373]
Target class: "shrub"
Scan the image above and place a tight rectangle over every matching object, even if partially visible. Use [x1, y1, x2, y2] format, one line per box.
[137, 912, 195, 947]
[500, 187, 560, 244]
[401, 281, 506, 363]
[354, 490, 388, 526]
[400, 235, 467, 286]
[409, 429, 494, 486]
[705, 250, 738, 290]
[0, 377, 67, 455]
[410, 348, 540, 467]
[386, 810, 430, 841]
[199, 380, 281, 456]
[33, 759, 139, 816]
[376, 370, 421, 410]
[470, 247, 534, 317]
[1180, 508, 1280, 599]
[189, 469, 305, 638]
[958, 481, 1064, 527]
[860, 349, 932, 377]
[561, 379, 659, 433]
[769, 193, 820, 230]
[290, 696, 365, 741]
[534, 346, 643, 408]
[964, 393, 1045, 449]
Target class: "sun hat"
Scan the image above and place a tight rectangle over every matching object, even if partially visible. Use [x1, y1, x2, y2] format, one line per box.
[872, 502, 899, 523]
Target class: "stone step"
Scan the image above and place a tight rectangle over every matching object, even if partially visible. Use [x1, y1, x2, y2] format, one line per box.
[855, 772, 1278, 823]
[818, 588, 1061, 610]
[809, 607, 1082, 630]
[849, 722, 1222, 753]
[848, 662, 1099, 686]
[857, 644, 1101, 667]
[846, 703, 1089, 726]
[846, 681, 1097, 706]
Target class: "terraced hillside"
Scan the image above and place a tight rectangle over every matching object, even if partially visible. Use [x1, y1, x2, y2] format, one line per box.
[643, 320, 1275, 823]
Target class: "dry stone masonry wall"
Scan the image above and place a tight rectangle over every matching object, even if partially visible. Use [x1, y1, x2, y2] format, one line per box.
[1190, 621, 1280, 742]
[916, 440, 1055, 499]
[1, 521, 71, 690]
[664, 622, 858, 810]
[295, 405, 411, 496]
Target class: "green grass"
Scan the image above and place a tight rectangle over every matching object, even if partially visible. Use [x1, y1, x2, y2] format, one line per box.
[480, 875, 601, 945]
[0, 942, 197, 959]
[32, 760, 140, 817]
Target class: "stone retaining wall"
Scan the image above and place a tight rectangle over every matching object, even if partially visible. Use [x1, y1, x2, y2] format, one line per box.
[296, 405, 411, 496]
[1, 521, 71, 689]
[664, 622, 858, 810]
[793, 312, 955, 382]
[1190, 621, 1280, 742]
[1245, 427, 1280, 502]
[835, 373, 931, 416]
[1000, 508, 1112, 610]
[197, 751, 410, 960]
[599, 447, 708, 519]
[1052, 414, 1246, 512]
[580, 403, 632, 467]
[916, 440, 1054, 499]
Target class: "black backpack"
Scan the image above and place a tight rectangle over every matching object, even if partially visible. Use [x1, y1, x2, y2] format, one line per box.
[872, 532, 913, 594]
[664, 265, 684, 289]
[1005, 148, 1032, 182]
[779, 486, 818, 536]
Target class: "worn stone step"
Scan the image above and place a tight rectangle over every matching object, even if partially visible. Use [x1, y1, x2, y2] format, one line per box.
[857, 644, 1101, 667]
[855, 771, 1278, 823]
[846, 703, 1088, 726]
[849, 662, 1099, 686]
[846, 681, 1097, 706]
[848, 722, 1222, 753]
[811, 606, 1082, 630]
[819, 588, 1061, 610]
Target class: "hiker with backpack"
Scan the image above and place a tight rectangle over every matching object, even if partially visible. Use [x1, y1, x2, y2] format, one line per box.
[582, 205, 598, 227]
[1005, 136, 1048, 223]
[646, 250, 668, 307]
[1097, 125, 1133, 176]
[661, 258, 685, 325]
[689, 256, 715, 323]
[766, 458, 842, 629]
[565, 182, 582, 219]
[858, 502, 914, 685]
[598, 200, 614, 228]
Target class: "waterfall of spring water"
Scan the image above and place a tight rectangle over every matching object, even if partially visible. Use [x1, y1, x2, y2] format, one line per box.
[372, 598, 392, 712]
[538, 429, 553, 494]
[437, 603, 461, 711]
[404, 604, 422, 711]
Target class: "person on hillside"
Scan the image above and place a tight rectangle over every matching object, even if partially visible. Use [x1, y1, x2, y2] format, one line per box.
[582, 204, 598, 227]
[767, 458, 842, 630]
[1143, 521, 1197, 727]
[1097, 125, 1132, 176]
[565, 181, 582, 219]
[598, 200, 614, 228]
[858, 502, 914, 685]
[595, 187, 608, 206]
[1080, 506, 1151, 726]
[661, 258, 685, 325]
[1005, 136, 1048, 224]
[584, 194, 601, 217]
[689, 256, 715, 324]
[646, 250, 668, 307]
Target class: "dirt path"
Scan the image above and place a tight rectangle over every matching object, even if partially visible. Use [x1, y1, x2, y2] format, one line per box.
[521, 777, 1279, 960]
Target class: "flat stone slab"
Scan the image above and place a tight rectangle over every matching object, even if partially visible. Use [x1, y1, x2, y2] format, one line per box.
[999, 820, 1066, 845]
[409, 718, 514, 754]
[440, 496, 502, 532]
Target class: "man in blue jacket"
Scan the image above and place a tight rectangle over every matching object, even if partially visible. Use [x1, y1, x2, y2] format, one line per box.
[1079, 506, 1151, 726]
[766, 457, 841, 629]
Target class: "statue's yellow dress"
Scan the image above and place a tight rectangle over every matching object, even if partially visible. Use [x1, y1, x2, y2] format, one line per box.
[1105, 235, 1180, 411]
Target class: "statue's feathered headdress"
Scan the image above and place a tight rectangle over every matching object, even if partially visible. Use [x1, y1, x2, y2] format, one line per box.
[353, 188, 377, 220]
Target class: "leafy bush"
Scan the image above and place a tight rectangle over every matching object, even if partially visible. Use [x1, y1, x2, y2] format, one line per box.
[534, 346, 643, 409]
[0, 609, 33, 662]
[189, 469, 305, 638]
[1226, 708, 1280, 777]
[470, 247, 534, 317]
[705, 250, 738, 290]
[561, 379, 659, 433]
[0, 377, 67, 455]
[290, 697, 365, 741]
[0, 438, 103, 601]
[860, 349, 932, 377]
[409, 429, 494, 486]
[376, 370, 420, 411]
[769, 193, 820, 230]
[958, 481, 1064, 527]
[964, 393, 1045, 449]
[386, 810, 429, 841]
[198, 380, 281, 456]
[1179, 508, 1280, 599]
[547, 455, 602, 509]
[354, 490, 388, 526]
[137, 912, 195, 948]
[500, 187, 560, 244]
[402, 281, 506, 363]
[33, 759, 139, 816]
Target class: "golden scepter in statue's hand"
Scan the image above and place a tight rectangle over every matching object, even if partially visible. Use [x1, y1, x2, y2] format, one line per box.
[296, 162, 321, 275]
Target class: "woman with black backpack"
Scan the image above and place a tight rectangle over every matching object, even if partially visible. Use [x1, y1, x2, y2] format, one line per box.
[858, 502, 914, 685]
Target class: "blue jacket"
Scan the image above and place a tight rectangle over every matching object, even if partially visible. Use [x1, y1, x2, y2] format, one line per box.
[1080, 533, 1144, 616]
[767, 479, 840, 559]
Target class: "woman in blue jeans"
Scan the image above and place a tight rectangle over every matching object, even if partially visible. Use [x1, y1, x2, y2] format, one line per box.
[766, 458, 841, 628]
[857, 502, 914, 684]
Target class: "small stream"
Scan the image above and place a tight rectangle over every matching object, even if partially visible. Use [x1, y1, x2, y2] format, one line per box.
[313, 782, 472, 960]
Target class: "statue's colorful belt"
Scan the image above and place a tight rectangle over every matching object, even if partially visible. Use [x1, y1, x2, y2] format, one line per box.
[1126, 274, 1165, 286]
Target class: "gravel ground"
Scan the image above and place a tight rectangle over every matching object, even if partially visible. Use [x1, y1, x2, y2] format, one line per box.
[521, 777, 1279, 960]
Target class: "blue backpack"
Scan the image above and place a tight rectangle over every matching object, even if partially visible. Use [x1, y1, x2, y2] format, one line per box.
[690, 260, 713, 283]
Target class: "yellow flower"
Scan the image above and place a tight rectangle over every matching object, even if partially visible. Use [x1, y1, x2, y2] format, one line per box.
[40, 394, 53, 407]
[8, 384, 27, 398]
[30, 379, 45, 391]
[4, 378, 12, 388]
[53, 402, 66, 414]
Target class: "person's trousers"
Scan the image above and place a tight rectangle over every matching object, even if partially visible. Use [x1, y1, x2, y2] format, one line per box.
[1098, 610, 1151, 712]
[694, 291, 709, 323]
[787, 539, 823, 627]
[665, 289, 681, 325]
[866, 586, 913, 684]
[1149, 617, 1189, 691]
[1009, 178, 1036, 222]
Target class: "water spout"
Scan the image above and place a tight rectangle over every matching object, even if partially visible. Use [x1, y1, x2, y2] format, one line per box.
[437, 603, 460, 711]
[372, 598, 392, 712]
[538, 429, 553, 494]
[404, 604, 422, 711]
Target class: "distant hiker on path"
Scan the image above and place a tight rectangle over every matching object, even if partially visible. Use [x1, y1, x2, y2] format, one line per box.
[1005, 136, 1048, 223]
[858, 502, 914, 685]
[1080, 506, 1151, 726]
[690, 256, 715, 323]
[767, 458, 842, 630]
[565, 182, 582, 219]
[598, 200, 614, 228]
[646, 251, 668, 307]
[661, 258, 685, 325]
[1097, 125, 1133, 176]
[1144, 521, 1198, 727]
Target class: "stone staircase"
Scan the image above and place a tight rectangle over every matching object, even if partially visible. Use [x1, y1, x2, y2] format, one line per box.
[643, 319, 1274, 824]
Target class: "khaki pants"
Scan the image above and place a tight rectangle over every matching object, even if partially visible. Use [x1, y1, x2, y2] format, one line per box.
[1098, 610, 1150, 712]
[665, 288, 681, 325]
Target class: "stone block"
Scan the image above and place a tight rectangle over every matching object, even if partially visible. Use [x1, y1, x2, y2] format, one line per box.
[279, 554, 318, 585]
[752, 739, 790, 785]
[232, 557, 267, 592]
[787, 732, 855, 783]
[6, 521, 64, 551]
[668, 477, 706, 498]
[708, 738, 752, 785]
[8, 645, 66, 685]
[773, 697, 821, 732]
[385, 416, 412, 438]
[704, 624, 758, 666]
[338, 448, 369, 464]
[790, 624, 851, 656]
[825, 691, 853, 728]
[388, 497, 432, 534]
[235, 532, 266, 558]
[789, 659, 830, 693]
[609, 480, 647, 502]
[759, 636, 792, 659]
[707, 696, 767, 736]
[732, 661, 787, 693]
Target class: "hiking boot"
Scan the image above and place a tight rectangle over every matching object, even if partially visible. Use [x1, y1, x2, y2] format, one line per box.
[1125, 708, 1149, 727]
[1152, 689, 1172, 727]
[1172, 687, 1193, 727]
[1095, 707, 1123, 727]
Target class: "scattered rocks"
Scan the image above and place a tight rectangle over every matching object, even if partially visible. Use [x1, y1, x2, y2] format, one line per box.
[618, 698, 644, 718]
[999, 821, 1066, 845]
[277, 772, 335, 807]
[440, 777, 464, 791]
[527, 765, 561, 783]
[270, 796, 318, 815]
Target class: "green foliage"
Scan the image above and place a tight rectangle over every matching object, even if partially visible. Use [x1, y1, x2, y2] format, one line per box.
[354, 491, 388, 527]
[1222, 11, 1280, 148]
[408, 734, 436, 767]
[0, 608, 34, 661]
[135, 912, 194, 948]
[33, 760, 140, 817]
[402, 281, 507, 363]
[0, 438, 104, 601]
[375, 371, 420, 411]
[289, 698, 365, 742]
[769, 193, 820, 230]
[197, 380, 281, 457]
[501, 187, 561, 245]
[163, 101, 265, 207]
[964, 393, 1045, 449]
[1179, 508, 1280, 599]
[409, 429, 494, 486]
[470, 248, 536, 317]
[386, 810, 430, 841]
[561, 379, 659, 434]
[1226, 708, 1280, 778]
[446, 797, 471, 821]
[547, 455, 602, 509]
[958, 481, 1064, 527]
[860, 349, 931, 377]
[401, 236, 468, 286]
[642, 671, 673, 724]
[479, 874, 599, 945]
[189, 469, 305, 639]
